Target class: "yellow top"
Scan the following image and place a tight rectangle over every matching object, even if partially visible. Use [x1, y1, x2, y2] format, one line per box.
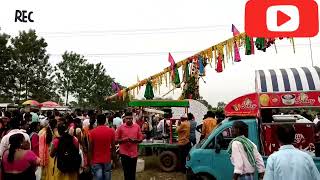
[177, 121, 190, 145]
[201, 117, 217, 138]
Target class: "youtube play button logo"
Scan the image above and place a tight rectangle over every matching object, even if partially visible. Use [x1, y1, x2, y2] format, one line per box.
[267, 5, 300, 32]
[277, 11, 291, 27]
[245, 0, 318, 37]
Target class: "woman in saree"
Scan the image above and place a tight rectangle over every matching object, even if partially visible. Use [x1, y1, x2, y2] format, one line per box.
[39, 118, 58, 180]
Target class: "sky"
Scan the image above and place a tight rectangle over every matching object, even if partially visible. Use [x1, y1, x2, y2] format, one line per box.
[0, 0, 320, 106]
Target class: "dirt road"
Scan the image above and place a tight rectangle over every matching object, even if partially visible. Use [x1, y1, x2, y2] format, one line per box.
[112, 156, 186, 180]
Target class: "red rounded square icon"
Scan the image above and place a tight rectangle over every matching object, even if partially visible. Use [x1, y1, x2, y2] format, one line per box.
[245, 0, 319, 37]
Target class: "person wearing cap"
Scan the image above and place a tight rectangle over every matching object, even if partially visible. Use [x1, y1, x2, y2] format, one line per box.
[116, 112, 143, 180]
[177, 114, 191, 171]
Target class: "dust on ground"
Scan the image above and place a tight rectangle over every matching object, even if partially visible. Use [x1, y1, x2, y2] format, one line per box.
[112, 156, 186, 180]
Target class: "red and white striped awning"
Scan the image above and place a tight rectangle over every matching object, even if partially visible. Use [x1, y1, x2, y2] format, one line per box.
[255, 66, 320, 93]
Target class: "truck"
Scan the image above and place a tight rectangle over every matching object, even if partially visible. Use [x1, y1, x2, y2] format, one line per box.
[186, 66, 320, 180]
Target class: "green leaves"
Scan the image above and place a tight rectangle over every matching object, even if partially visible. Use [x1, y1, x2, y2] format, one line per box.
[55, 52, 116, 108]
[0, 29, 119, 108]
[10, 30, 56, 102]
[0, 30, 58, 103]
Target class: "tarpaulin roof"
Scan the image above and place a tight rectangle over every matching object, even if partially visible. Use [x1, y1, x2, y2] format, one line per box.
[255, 66, 320, 93]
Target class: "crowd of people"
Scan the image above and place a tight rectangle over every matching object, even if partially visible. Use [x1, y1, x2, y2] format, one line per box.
[0, 108, 147, 180]
[0, 106, 221, 180]
[0, 107, 319, 180]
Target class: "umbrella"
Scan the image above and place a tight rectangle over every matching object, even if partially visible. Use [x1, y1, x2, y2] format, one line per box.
[22, 100, 41, 107]
[41, 101, 60, 107]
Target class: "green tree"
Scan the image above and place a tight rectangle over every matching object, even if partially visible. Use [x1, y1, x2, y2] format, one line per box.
[217, 101, 226, 109]
[73, 62, 114, 109]
[55, 51, 87, 105]
[198, 96, 213, 110]
[11, 29, 57, 102]
[0, 33, 15, 102]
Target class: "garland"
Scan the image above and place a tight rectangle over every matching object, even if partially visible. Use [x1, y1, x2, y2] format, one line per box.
[106, 26, 295, 101]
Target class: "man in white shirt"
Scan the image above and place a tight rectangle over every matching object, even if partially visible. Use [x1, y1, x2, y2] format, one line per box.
[112, 112, 123, 129]
[264, 124, 320, 180]
[0, 116, 30, 157]
[228, 121, 265, 180]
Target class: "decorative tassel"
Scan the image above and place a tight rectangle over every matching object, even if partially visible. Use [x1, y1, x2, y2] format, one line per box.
[183, 62, 190, 83]
[174, 66, 181, 88]
[165, 72, 168, 87]
[216, 54, 223, 73]
[234, 41, 241, 62]
[144, 81, 154, 100]
[265, 38, 275, 48]
[255, 38, 266, 52]
[250, 37, 255, 54]
[213, 47, 217, 63]
[122, 90, 127, 101]
[206, 48, 213, 64]
[198, 55, 205, 76]
[245, 36, 254, 55]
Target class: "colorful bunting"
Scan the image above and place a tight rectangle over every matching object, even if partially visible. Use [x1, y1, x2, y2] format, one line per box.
[255, 38, 266, 52]
[245, 36, 255, 55]
[168, 53, 175, 79]
[106, 30, 296, 101]
[234, 42, 241, 62]
[198, 55, 205, 76]
[183, 62, 190, 83]
[216, 54, 223, 73]
[174, 66, 181, 88]
[144, 81, 154, 100]
[232, 24, 240, 36]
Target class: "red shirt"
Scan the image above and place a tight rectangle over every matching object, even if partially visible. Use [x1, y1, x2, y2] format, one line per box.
[115, 123, 143, 158]
[30, 133, 39, 156]
[90, 126, 115, 164]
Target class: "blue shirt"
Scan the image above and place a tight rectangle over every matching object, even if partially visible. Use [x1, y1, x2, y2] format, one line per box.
[264, 145, 320, 180]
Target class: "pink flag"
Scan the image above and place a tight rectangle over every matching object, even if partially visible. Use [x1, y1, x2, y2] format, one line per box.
[168, 53, 175, 78]
[231, 24, 240, 36]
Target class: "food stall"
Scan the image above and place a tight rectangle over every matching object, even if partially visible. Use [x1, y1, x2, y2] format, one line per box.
[224, 66, 320, 156]
[128, 100, 189, 172]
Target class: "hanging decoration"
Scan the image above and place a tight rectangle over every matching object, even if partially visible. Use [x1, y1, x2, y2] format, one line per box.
[198, 55, 205, 76]
[106, 29, 295, 101]
[144, 81, 154, 100]
[232, 24, 241, 62]
[265, 38, 276, 48]
[168, 53, 176, 79]
[255, 38, 266, 52]
[216, 54, 224, 73]
[183, 62, 190, 83]
[173, 65, 181, 88]
[245, 36, 255, 55]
